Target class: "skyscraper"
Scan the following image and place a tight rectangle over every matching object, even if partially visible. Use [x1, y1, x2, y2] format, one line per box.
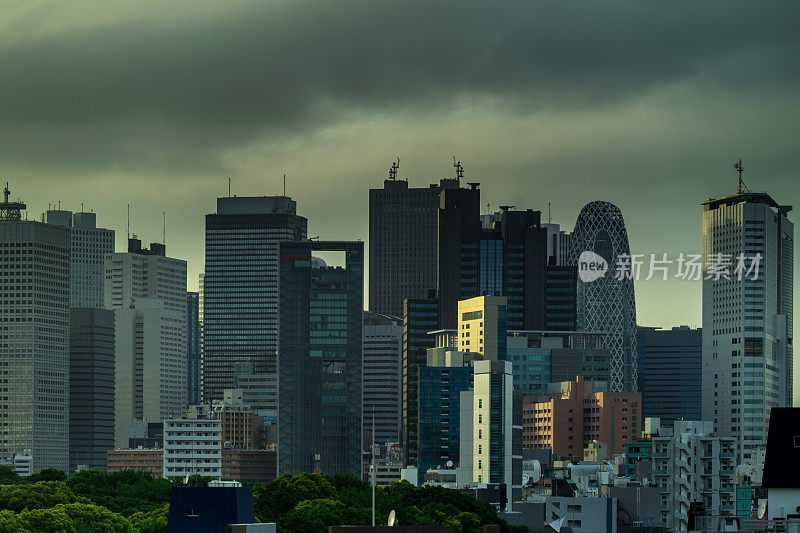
[41, 209, 114, 308]
[106, 237, 187, 448]
[277, 241, 363, 475]
[701, 191, 793, 460]
[69, 308, 115, 473]
[637, 326, 702, 426]
[187, 292, 201, 406]
[0, 191, 70, 471]
[368, 166, 442, 318]
[570, 201, 639, 392]
[203, 196, 307, 403]
[362, 312, 403, 448]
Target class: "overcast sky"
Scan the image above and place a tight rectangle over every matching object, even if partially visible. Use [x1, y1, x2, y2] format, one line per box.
[2, 0, 799, 332]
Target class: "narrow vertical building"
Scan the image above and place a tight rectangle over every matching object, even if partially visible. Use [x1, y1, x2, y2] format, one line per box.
[69, 308, 115, 472]
[0, 187, 70, 471]
[362, 312, 403, 448]
[187, 292, 201, 406]
[278, 241, 363, 475]
[106, 237, 187, 448]
[203, 196, 307, 403]
[457, 296, 507, 359]
[701, 190, 793, 461]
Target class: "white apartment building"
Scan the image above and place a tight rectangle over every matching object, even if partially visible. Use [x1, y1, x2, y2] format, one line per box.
[651, 421, 737, 532]
[701, 192, 793, 461]
[106, 237, 187, 448]
[163, 418, 222, 479]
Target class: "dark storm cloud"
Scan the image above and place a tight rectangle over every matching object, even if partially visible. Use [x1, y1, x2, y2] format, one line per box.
[0, 0, 798, 173]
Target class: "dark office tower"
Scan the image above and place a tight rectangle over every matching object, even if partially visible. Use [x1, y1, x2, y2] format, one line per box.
[368, 166, 455, 319]
[570, 201, 638, 392]
[69, 308, 115, 473]
[544, 265, 577, 330]
[362, 312, 403, 448]
[203, 196, 307, 403]
[401, 293, 439, 466]
[437, 182, 481, 329]
[637, 326, 702, 426]
[187, 292, 201, 406]
[277, 241, 363, 475]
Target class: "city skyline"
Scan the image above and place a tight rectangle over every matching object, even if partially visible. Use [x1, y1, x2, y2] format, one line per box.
[1, 1, 798, 334]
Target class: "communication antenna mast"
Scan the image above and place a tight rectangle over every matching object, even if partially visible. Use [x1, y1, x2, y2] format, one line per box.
[452, 156, 464, 181]
[548, 202, 551, 224]
[0, 182, 26, 221]
[162, 211, 166, 246]
[388, 157, 400, 180]
[127, 204, 130, 240]
[735, 159, 750, 194]
[228, 177, 231, 197]
[283, 174, 286, 196]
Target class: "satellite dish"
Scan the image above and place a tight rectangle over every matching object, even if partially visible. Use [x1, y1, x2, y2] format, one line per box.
[446, 460, 454, 468]
[388, 510, 396, 527]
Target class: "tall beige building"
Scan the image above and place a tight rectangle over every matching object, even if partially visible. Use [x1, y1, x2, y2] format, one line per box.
[106, 237, 187, 448]
[457, 296, 508, 359]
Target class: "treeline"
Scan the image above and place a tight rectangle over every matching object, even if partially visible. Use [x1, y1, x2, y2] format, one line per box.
[0, 467, 525, 533]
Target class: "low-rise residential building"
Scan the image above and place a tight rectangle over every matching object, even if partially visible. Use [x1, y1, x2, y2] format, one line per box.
[107, 449, 164, 477]
[522, 376, 641, 457]
[650, 421, 737, 531]
[163, 418, 222, 479]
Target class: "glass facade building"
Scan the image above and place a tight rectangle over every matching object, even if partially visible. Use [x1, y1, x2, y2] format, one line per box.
[570, 201, 639, 392]
[277, 241, 363, 475]
[203, 196, 307, 403]
[186, 292, 201, 406]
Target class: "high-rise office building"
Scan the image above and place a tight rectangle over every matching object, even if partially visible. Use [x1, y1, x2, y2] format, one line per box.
[402, 293, 439, 466]
[0, 191, 70, 471]
[570, 201, 639, 392]
[701, 191, 793, 460]
[106, 237, 187, 448]
[438, 182, 481, 329]
[203, 196, 307, 403]
[368, 167, 445, 318]
[187, 292, 201, 406]
[362, 312, 403, 448]
[69, 308, 115, 473]
[637, 326, 702, 426]
[277, 241, 363, 475]
[41, 209, 114, 308]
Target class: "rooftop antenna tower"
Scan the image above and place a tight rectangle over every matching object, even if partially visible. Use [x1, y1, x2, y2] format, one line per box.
[162, 211, 166, 245]
[127, 204, 130, 240]
[0, 182, 26, 221]
[389, 157, 400, 180]
[548, 202, 551, 224]
[735, 159, 750, 194]
[228, 177, 231, 197]
[452, 156, 464, 181]
[283, 174, 286, 196]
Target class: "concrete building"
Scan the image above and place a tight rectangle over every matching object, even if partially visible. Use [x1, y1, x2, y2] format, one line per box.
[522, 377, 641, 457]
[0, 200, 70, 471]
[457, 295, 507, 359]
[473, 359, 520, 509]
[187, 292, 202, 406]
[362, 312, 403, 447]
[650, 421, 737, 531]
[570, 201, 639, 392]
[107, 448, 164, 476]
[212, 390, 258, 450]
[69, 308, 115, 473]
[163, 418, 222, 479]
[701, 192, 793, 461]
[106, 237, 187, 448]
[203, 195, 307, 403]
[545, 496, 617, 533]
[277, 241, 363, 475]
[41, 209, 114, 308]
[637, 326, 702, 426]
[368, 168, 442, 318]
[508, 331, 610, 395]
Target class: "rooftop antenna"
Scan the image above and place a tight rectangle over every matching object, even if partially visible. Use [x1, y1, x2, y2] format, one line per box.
[0, 182, 26, 221]
[548, 202, 551, 224]
[228, 177, 231, 197]
[58, 200, 61, 210]
[735, 159, 750, 194]
[452, 156, 464, 181]
[81, 202, 84, 212]
[127, 204, 130, 240]
[162, 211, 166, 246]
[389, 157, 400, 180]
[486, 202, 490, 215]
[283, 174, 286, 196]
